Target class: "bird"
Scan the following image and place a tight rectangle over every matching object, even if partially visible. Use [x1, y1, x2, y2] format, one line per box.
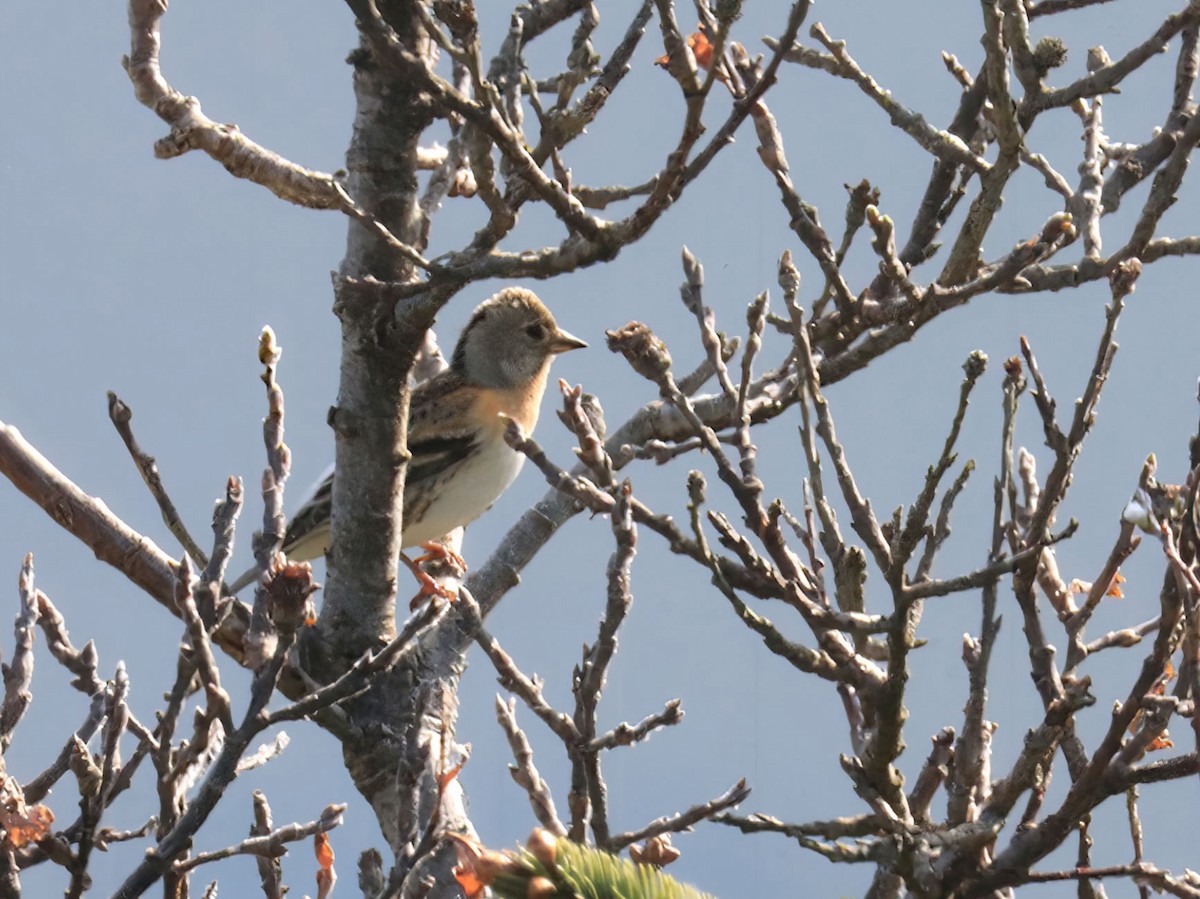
[227, 287, 586, 597]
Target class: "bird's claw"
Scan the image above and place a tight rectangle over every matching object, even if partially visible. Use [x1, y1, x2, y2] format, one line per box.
[407, 572, 457, 610]
[413, 541, 468, 572]
[402, 546, 464, 610]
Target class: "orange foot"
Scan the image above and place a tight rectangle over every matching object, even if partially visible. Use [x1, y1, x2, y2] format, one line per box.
[401, 543, 467, 609]
[413, 541, 468, 572]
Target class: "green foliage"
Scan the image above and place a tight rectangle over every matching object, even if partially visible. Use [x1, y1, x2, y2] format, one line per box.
[491, 839, 717, 899]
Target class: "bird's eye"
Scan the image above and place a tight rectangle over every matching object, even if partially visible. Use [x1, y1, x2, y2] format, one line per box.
[525, 323, 546, 340]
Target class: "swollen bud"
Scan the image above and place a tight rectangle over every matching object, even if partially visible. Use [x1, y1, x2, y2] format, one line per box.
[526, 829, 558, 869]
[1033, 36, 1068, 75]
[606, 322, 672, 383]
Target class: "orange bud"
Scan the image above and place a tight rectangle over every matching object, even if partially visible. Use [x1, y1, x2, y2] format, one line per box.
[630, 833, 681, 868]
[454, 868, 487, 899]
[655, 31, 715, 70]
[689, 32, 714, 69]
[1106, 571, 1126, 598]
[437, 759, 465, 790]
[314, 832, 335, 870]
[526, 828, 558, 868]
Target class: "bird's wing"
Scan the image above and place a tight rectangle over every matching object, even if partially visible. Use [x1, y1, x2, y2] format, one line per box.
[406, 370, 482, 485]
[282, 469, 334, 552]
[280, 371, 482, 555]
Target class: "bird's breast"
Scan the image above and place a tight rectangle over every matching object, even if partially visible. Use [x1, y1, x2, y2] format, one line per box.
[474, 372, 548, 437]
[400, 432, 526, 548]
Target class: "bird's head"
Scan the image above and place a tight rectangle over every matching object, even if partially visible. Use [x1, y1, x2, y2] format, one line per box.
[452, 287, 586, 388]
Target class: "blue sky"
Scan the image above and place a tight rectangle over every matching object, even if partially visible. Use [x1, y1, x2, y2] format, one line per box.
[2, 1, 1198, 895]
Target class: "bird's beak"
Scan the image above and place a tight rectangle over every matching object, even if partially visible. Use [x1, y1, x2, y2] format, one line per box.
[549, 329, 588, 354]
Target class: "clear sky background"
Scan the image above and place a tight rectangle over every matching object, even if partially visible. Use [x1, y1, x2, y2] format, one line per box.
[2, 1, 1198, 896]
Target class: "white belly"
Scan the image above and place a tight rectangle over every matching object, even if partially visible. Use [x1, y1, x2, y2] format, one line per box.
[401, 439, 525, 547]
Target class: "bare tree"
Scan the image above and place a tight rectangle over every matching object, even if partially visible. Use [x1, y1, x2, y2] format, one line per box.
[2, 0, 1200, 896]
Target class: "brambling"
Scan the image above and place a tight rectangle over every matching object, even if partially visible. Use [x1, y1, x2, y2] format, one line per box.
[228, 287, 585, 596]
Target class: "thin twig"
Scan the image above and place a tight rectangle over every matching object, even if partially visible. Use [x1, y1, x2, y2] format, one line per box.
[108, 392, 209, 566]
[606, 778, 751, 851]
[174, 803, 346, 874]
[495, 697, 567, 837]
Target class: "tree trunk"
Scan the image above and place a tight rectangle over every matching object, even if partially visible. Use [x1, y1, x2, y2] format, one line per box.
[316, 4, 470, 890]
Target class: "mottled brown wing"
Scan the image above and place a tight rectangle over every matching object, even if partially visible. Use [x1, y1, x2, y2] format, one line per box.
[406, 369, 481, 485]
[282, 370, 480, 553]
[282, 472, 333, 552]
